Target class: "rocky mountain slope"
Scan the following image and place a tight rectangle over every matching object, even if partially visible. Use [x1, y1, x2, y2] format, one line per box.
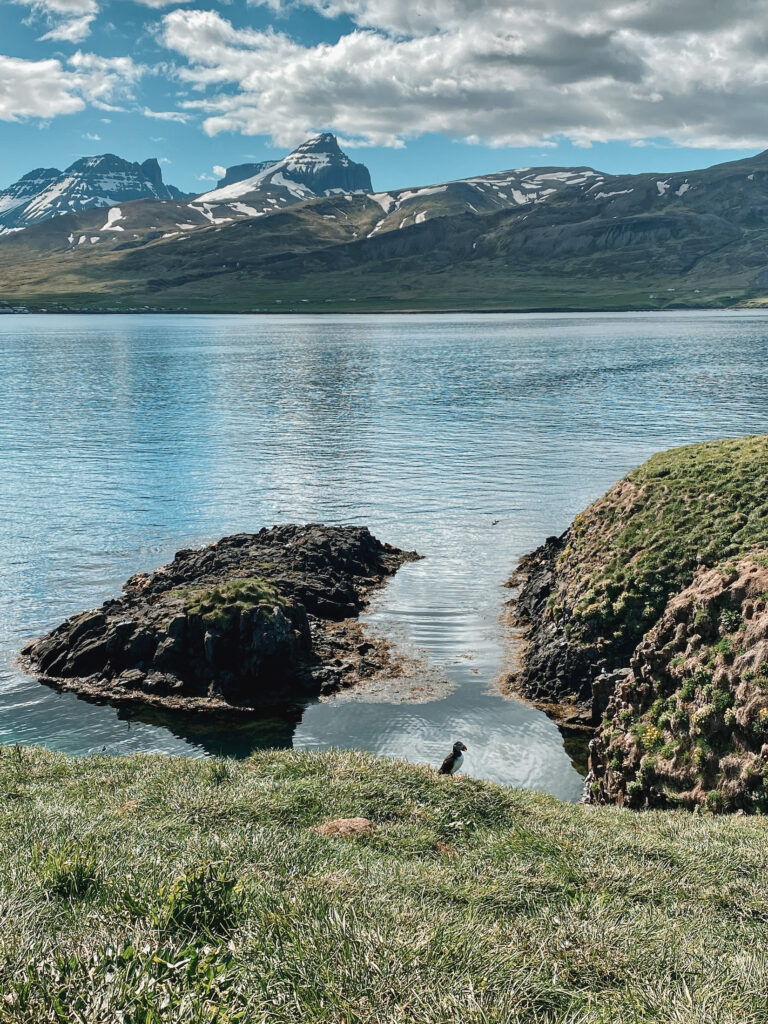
[507, 434, 768, 812]
[0, 155, 188, 233]
[192, 133, 372, 220]
[3, 140, 768, 309]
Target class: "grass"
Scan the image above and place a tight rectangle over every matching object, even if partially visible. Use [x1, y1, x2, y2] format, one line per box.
[555, 435, 768, 666]
[172, 577, 288, 632]
[2, 745, 768, 1022]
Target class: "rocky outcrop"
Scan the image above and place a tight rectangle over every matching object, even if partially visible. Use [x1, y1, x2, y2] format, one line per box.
[505, 436, 768, 811]
[21, 524, 418, 712]
[503, 533, 617, 725]
[506, 436, 768, 721]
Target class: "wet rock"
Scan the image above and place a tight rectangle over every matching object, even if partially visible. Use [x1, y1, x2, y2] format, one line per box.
[22, 524, 418, 713]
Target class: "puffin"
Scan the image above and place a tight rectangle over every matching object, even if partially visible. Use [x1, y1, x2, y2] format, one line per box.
[438, 741, 467, 775]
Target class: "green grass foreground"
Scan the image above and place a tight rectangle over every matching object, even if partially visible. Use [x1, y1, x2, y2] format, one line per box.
[2, 746, 768, 1023]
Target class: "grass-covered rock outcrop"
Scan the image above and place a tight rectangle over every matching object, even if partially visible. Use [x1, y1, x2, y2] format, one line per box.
[22, 524, 418, 711]
[587, 556, 768, 811]
[509, 434, 768, 811]
[510, 435, 768, 709]
[3, 745, 768, 1023]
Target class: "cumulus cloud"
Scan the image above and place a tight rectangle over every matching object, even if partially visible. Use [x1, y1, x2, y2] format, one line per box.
[163, 1, 768, 149]
[16, 0, 98, 42]
[0, 52, 141, 122]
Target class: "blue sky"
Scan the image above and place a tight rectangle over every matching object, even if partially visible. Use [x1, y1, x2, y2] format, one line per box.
[1, 0, 765, 194]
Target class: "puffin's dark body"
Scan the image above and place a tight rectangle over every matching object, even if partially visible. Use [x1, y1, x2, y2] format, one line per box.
[438, 741, 467, 775]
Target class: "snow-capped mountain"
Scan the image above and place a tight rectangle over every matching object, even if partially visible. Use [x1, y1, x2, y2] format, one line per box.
[193, 134, 372, 220]
[215, 161, 278, 189]
[0, 155, 188, 233]
[362, 166, 606, 237]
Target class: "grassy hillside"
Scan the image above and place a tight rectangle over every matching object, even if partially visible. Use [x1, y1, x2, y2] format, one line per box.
[2, 746, 768, 1022]
[551, 435, 768, 671]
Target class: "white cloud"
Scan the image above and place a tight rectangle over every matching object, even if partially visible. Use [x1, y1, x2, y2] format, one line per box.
[162, 2, 768, 150]
[16, 0, 97, 42]
[16, 0, 193, 43]
[83, 130, 101, 139]
[143, 107, 191, 123]
[213, 164, 226, 176]
[0, 52, 142, 122]
[38, 12, 95, 41]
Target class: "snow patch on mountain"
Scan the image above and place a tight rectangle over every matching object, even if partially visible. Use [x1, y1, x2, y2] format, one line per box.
[101, 207, 124, 231]
[193, 135, 372, 216]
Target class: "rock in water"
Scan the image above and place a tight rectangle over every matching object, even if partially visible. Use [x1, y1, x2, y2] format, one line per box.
[21, 525, 418, 712]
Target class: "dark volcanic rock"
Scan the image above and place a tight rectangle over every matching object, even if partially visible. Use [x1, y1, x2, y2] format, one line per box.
[22, 524, 418, 711]
[505, 534, 597, 712]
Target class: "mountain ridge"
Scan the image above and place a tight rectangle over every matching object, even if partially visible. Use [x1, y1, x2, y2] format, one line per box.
[0, 154, 190, 233]
[3, 137, 768, 312]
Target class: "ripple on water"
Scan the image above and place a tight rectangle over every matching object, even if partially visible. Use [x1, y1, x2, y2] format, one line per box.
[3, 311, 768, 801]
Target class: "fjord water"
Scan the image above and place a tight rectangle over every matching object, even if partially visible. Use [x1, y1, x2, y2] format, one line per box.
[4, 312, 768, 801]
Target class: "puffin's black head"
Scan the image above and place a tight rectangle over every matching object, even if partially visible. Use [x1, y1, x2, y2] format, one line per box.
[454, 741, 467, 752]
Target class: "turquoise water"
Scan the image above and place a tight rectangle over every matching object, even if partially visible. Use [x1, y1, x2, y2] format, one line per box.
[3, 310, 768, 801]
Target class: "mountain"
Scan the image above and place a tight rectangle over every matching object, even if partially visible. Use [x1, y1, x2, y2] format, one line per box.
[215, 162, 278, 188]
[0, 155, 189, 233]
[192, 134, 373, 220]
[3, 140, 768, 312]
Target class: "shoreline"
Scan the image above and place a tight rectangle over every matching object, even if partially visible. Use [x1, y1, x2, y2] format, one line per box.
[0, 303, 759, 316]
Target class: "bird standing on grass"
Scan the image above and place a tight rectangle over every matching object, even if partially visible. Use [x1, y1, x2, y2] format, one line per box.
[438, 741, 467, 775]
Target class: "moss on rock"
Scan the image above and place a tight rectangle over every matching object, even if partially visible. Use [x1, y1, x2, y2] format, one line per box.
[512, 434, 768, 811]
[173, 577, 288, 632]
[587, 555, 768, 811]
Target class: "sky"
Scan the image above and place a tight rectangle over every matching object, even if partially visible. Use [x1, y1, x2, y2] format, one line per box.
[1, 0, 768, 194]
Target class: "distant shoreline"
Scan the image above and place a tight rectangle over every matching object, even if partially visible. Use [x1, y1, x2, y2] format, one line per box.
[1, 303, 761, 316]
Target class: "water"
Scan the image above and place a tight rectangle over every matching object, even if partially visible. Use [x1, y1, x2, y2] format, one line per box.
[3, 311, 768, 802]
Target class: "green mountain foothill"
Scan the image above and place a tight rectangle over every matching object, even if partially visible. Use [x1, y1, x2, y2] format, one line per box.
[508, 434, 768, 812]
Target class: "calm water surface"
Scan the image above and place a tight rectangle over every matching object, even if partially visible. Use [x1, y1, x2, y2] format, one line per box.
[3, 311, 768, 801]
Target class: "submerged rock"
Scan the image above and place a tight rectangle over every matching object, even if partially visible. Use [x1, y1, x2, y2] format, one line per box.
[22, 524, 419, 711]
